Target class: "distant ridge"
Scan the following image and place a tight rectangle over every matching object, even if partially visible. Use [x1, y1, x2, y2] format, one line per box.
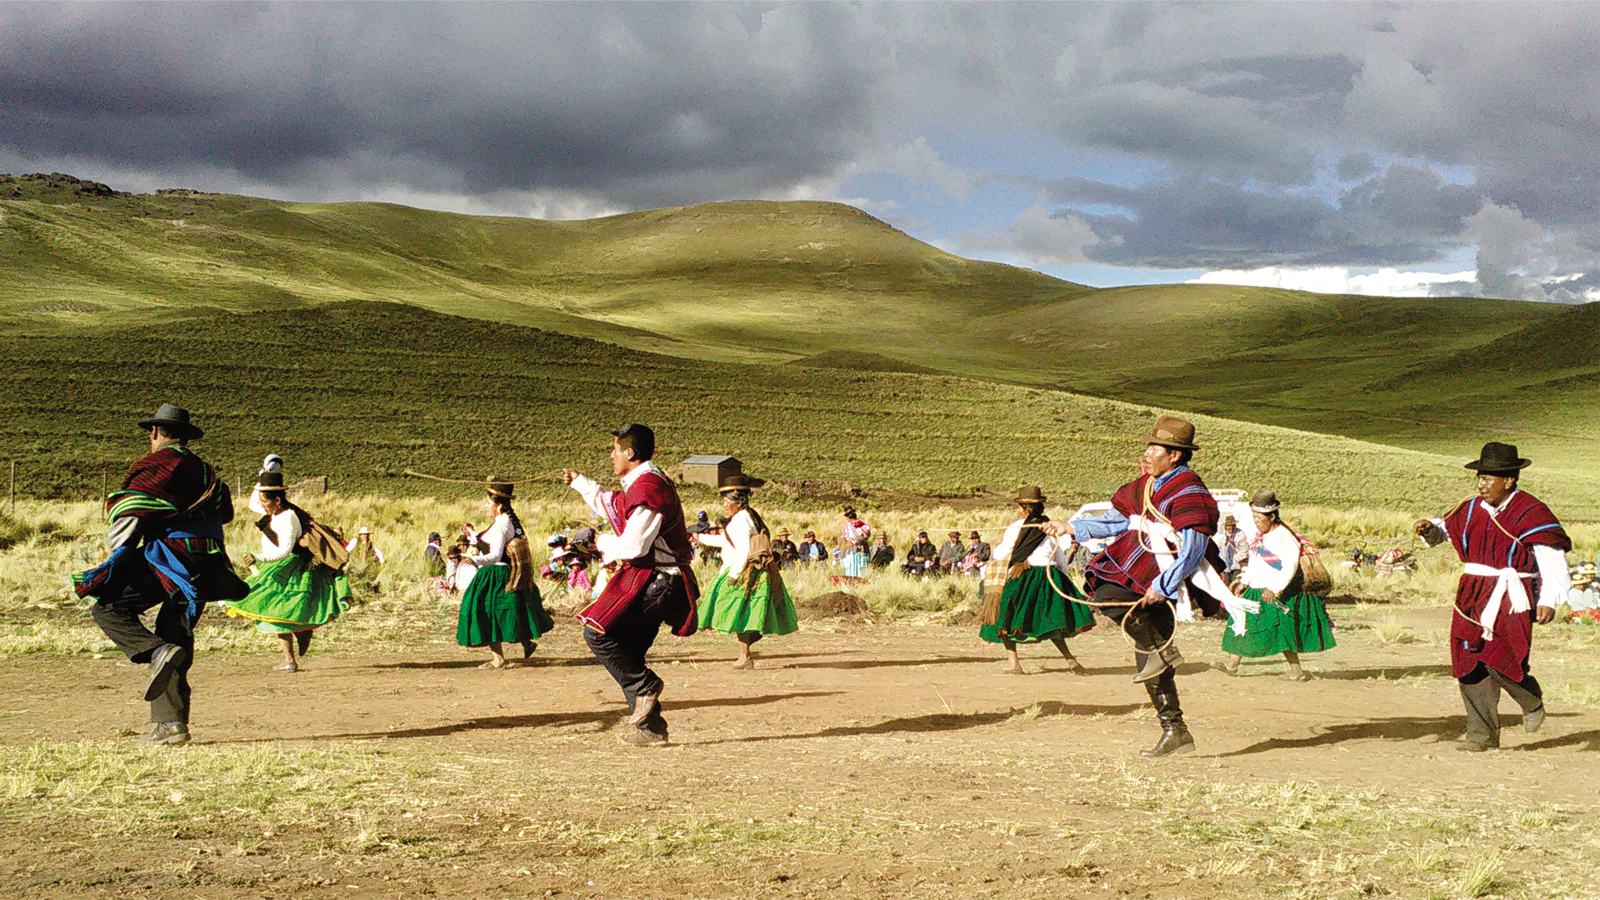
[788, 350, 941, 375]
[3, 173, 1598, 476]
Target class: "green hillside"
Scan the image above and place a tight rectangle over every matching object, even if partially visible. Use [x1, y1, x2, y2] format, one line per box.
[3, 172, 1594, 476]
[3, 300, 1597, 520]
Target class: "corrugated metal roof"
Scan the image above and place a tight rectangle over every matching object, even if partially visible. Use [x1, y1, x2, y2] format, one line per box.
[681, 455, 737, 465]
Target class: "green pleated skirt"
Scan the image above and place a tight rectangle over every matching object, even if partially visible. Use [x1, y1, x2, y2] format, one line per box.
[1221, 586, 1337, 657]
[980, 565, 1095, 644]
[456, 563, 554, 647]
[697, 570, 800, 636]
[226, 554, 351, 633]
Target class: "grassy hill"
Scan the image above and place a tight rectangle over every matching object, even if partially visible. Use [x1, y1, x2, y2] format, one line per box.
[3, 172, 1596, 478]
[4, 300, 1598, 520]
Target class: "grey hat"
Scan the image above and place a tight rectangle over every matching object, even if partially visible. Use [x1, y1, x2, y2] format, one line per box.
[137, 403, 203, 440]
[1248, 489, 1281, 514]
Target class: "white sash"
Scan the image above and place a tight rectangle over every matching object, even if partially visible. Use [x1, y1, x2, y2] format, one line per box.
[1460, 563, 1533, 641]
[1128, 513, 1259, 634]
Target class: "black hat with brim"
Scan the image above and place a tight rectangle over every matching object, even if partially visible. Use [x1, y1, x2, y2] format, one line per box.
[718, 473, 767, 493]
[1464, 442, 1531, 474]
[137, 403, 203, 440]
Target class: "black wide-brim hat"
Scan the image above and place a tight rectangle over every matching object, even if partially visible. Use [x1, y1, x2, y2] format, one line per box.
[1464, 441, 1531, 473]
[137, 403, 203, 440]
[255, 471, 286, 493]
[1015, 485, 1046, 504]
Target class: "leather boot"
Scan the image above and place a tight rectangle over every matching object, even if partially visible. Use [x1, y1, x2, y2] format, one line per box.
[1141, 672, 1194, 757]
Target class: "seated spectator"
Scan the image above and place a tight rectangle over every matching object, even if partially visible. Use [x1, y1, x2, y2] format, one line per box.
[937, 530, 967, 575]
[770, 529, 800, 569]
[424, 532, 446, 579]
[870, 533, 896, 570]
[902, 531, 938, 577]
[961, 530, 992, 575]
[797, 531, 829, 567]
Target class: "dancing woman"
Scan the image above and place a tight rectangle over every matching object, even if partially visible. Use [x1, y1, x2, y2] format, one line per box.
[981, 486, 1094, 674]
[224, 472, 352, 672]
[1220, 490, 1336, 680]
[693, 473, 799, 669]
[455, 479, 555, 668]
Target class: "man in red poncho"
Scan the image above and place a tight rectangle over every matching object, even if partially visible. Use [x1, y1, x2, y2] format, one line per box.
[564, 424, 698, 746]
[1414, 442, 1571, 752]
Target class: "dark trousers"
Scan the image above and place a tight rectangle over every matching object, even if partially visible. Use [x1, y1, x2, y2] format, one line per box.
[89, 570, 201, 725]
[584, 572, 674, 737]
[1459, 662, 1543, 747]
[1093, 581, 1184, 726]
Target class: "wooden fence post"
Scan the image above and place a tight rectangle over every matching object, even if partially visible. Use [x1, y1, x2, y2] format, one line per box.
[8, 460, 14, 517]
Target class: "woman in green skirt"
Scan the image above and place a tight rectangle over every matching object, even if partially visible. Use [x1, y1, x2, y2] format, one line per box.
[225, 472, 352, 672]
[456, 479, 554, 669]
[981, 486, 1095, 674]
[1220, 489, 1336, 680]
[692, 473, 799, 669]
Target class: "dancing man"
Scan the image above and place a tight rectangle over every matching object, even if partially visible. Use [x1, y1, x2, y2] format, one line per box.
[564, 424, 699, 746]
[75, 404, 249, 745]
[1413, 442, 1570, 752]
[1044, 415, 1236, 757]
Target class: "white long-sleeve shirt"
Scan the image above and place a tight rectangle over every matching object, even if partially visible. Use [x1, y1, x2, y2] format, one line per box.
[990, 518, 1075, 573]
[569, 463, 679, 572]
[1240, 524, 1300, 595]
[256, 509, 302, 562]
[1426, 491, 1570, 608]
[468, 513, 515, 567]
[344, 536, 386, 563]
[696, 508, 753, 575]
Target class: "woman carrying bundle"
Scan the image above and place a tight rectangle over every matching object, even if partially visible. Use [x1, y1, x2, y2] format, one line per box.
[224, 472, 352, 672]
[456, 479, 555, 669]
[692, 473, 799, 669]
[981, 486, 1094, 674]
[1221, 490, 1336, 680]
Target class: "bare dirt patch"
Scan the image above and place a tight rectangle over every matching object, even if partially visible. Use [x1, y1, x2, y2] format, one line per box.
[2, 608, 1597, 900]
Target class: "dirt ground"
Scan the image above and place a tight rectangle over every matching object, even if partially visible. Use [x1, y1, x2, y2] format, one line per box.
[3, 607, 1598, 900]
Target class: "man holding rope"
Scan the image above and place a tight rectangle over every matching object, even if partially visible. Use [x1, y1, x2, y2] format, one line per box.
[1043, 415, 1232, 757]
[1413, 442, 1570, 752]
[563, 424, 699, 747]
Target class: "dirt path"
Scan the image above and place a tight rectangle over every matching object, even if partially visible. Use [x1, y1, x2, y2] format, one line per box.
[3, 610, 1598, 899]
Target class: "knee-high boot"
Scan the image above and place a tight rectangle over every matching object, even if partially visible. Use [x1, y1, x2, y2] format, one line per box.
[1141, 669, 1194, 757]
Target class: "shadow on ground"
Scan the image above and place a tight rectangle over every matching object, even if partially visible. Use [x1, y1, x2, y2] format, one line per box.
[698, 700, 1148, 746]
[217, 691, 844, 743]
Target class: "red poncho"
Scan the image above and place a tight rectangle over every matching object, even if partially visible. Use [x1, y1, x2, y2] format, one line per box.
[1441, 491, 1570, 680]
[578, 469, 699, 636]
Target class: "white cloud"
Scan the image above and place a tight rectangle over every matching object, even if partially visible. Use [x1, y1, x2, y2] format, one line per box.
[1188, 266, 1475, 297]
[959, 205, 1100, 267]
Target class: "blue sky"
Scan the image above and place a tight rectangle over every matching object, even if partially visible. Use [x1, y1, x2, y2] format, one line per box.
[2, 2, 1597, 301]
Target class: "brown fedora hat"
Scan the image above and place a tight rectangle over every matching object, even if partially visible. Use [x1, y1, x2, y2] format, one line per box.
[1147, 415, 1199, 451]
[1015, 485, 1046, 504]
[1464, 442, 1531, 473]
[1248, 489, 1281, 513]
[485, 477, 515, 500]
[717, 473, 767, 493]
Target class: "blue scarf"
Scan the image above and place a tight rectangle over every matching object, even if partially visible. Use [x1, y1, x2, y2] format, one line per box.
[76, 519, 227, 619]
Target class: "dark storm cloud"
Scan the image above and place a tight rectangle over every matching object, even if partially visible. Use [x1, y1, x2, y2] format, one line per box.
[1040, 163, 1483, 269]
[3, 2, 1600, 296]
[0, 3, 886, 206]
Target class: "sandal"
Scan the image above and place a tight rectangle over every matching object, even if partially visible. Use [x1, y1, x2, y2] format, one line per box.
[479, 659, 509, 670]
[1000, 666, 1026, 675]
